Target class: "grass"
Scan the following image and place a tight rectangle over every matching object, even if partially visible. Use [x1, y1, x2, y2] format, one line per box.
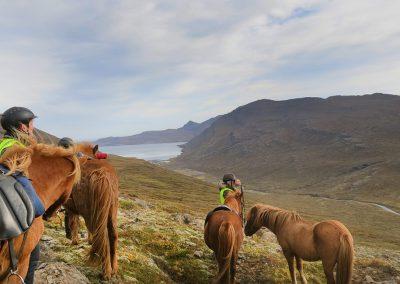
[40, 155, 400, 283]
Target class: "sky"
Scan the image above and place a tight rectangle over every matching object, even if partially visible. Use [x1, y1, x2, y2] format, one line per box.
[0, 1, 399, 140]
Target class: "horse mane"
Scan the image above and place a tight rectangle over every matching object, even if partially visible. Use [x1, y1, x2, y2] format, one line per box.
[225, 190, 242, 200]
[256, 204, 302, 233]
[0, 133, 80, 183]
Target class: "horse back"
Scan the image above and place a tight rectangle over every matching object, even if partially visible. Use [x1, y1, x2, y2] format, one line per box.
[204, 211, 243, 250]
[312, 220, 353, 257]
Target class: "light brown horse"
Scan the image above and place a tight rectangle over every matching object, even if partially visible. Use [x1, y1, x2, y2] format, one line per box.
[0, 138, 80, 283]
[204, 190, 244, 284]
[244, 204, 354, 284]
[64, 143, 119, 280]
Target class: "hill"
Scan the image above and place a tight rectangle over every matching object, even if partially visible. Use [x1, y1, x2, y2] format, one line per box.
[94, 116, 220, 146]
[172, 94, 400, 210]
[39, 155, 400, 283]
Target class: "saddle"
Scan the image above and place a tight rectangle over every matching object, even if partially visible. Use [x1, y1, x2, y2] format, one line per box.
[0, 173, 34, 240]
[204, 205, 232, 226]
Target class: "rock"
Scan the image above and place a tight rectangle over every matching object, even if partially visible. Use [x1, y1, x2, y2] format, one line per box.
[35, 262, 90, 284]
[133, 198, 151, 209]
[40, 235, 53, 242]
[123, 275, 139, 283]
[194, 251, 203, 258]
[182, 214, 193, 224]
[193, 218, 204, 229]
[172, 213, 193, 224]
[365, 275, 375, 283]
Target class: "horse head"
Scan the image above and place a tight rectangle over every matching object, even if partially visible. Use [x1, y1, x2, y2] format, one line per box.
[244, 204, 265, 236]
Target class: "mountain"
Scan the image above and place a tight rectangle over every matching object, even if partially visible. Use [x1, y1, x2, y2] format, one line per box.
[0, 114, 58, 144]
[94, 116, 220, 146]
[172, 93, 400, 209]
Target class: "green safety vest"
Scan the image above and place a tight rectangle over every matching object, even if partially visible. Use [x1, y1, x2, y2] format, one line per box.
[0, 137, 25, 156]
[219, 187, 233, 204]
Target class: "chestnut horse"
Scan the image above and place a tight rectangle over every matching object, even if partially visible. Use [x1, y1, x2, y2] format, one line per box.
[0, 139, 80, 283]
[245, 204, 354, 284]
[204, 190, 244, 284]
[64, 143, 119, 280]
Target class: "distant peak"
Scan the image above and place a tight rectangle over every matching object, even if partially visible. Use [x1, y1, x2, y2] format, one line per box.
[182, 120, 199, 130]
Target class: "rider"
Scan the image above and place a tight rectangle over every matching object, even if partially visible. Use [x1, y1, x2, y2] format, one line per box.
[0, 107, 45, 284]
[219, 173, 241, 204]
[58, 137, 74, 149]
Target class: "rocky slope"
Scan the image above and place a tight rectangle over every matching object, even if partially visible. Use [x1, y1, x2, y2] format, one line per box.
[172, 94, 400, 210]
[95, 117, 220, 146]
[36, 155, 400, 283]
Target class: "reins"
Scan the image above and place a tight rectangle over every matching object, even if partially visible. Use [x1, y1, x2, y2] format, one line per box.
[0, 232, 29, 284]
[240, 185, 246, 226]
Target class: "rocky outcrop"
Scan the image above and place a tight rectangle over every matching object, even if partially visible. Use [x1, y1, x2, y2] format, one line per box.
[35, 262, 90, 284]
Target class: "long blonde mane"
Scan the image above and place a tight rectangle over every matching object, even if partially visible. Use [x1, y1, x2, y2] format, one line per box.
[256, 205, 302, 233]
[0, 133, 80, 183]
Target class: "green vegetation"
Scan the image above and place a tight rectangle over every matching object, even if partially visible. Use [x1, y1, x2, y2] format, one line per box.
[41, 155, 400, 283]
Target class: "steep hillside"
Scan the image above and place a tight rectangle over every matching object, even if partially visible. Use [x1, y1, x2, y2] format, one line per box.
[95, 116, 220, 146]
[39, 155, 400, 283]
[172, 94, 400, 210]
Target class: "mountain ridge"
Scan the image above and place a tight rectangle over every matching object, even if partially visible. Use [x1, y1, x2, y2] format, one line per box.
[172, 93, 400, 209]
[95, 116, 221, 146]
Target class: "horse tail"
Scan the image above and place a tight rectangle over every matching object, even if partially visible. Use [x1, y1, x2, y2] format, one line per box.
[336, 233, 354, 284]
[86, 168, 114, 274]
[215, 222, 236, 283]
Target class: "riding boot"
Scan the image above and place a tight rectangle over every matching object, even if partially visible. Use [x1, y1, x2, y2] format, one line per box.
[25, 243, 40, 284]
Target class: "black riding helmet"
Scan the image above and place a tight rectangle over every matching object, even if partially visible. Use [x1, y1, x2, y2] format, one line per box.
[1, 107, 37, 133]
[223, 173, 236, 183]
[58, 137, 74, 149]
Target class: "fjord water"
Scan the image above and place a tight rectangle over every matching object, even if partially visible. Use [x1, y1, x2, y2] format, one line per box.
[101, 142, 185, 161]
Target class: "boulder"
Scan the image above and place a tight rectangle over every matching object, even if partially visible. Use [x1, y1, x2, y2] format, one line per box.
[35, 262, 90, 284]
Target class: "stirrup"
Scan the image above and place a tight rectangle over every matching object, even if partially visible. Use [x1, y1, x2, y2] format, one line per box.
[8, 268, 25, 284]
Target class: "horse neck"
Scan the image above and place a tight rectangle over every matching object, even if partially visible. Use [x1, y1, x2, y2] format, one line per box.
[225, 198, 241, 215]
[29, 153, 76, 210]
[260, 208, 287, 235]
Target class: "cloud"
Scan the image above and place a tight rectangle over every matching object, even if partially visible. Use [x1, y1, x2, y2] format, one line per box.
[0, 1, 399, 140]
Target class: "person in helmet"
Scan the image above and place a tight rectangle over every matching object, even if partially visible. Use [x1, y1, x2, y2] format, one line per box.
[0, 107, 45, 284]
[58, 137, 74, 149]
[219, 173, 241, 204]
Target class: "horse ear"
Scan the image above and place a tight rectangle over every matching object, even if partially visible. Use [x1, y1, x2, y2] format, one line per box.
[93, 144, 99, 154]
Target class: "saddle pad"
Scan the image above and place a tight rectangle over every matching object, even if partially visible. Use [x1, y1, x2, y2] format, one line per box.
[204, 205, 232, 226]
[0, 174, 34, 240]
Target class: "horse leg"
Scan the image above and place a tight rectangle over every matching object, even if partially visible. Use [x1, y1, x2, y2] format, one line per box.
[64, 209, 72, 239]
[108, 212, 118, 275]
[322, 258, 336, 284]
[284, 251, 297, 284]
[66, 212, 80, 245]
[87, 231, 93, 245]
[295, 256, 307, 284]
[230, 253, 238, 284]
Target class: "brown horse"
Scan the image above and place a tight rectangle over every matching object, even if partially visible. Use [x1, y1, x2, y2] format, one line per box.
[244, 204, 354, 284]
[64, 143, 119, 280]
[0, 139, 80, 283]
[204, 190, 244, 284]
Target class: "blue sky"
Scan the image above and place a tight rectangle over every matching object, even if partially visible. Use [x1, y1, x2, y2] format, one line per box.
[0, 1, 399, 140]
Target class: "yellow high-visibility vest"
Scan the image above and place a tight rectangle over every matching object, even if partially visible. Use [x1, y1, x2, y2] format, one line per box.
[0, 138, 24, 156]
